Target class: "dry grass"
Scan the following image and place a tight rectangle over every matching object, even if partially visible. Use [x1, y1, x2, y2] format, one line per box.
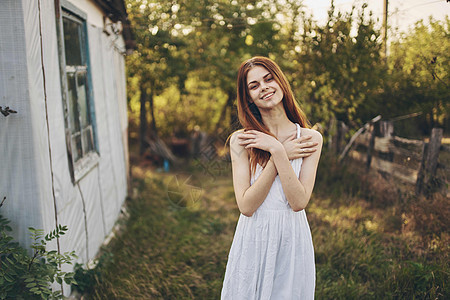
[73, 153, 449, 299]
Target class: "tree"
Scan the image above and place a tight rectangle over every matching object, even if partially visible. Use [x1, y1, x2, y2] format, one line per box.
[381, 17, 449, 136]
[126, 0, 190, 154]
[283, 2, 384, 128]
[180, 0, 282, 133]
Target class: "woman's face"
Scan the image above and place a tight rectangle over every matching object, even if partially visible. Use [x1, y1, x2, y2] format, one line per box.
[246, 65, 284, 110]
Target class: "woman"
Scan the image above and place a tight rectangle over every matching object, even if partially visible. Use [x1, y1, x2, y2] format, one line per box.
[221, 56, 322, 299]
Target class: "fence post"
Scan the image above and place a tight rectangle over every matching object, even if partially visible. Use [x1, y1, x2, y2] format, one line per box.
[328, 117, 337, 153]
[379, 120, 394, 138]
[366, 123, 376, 170]
[339, 115, 381, 162]
[337, 121, 348, 154]
[415, 128, 443, 195]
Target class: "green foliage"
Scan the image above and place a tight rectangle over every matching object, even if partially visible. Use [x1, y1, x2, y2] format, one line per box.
[126, 1, 449, 143]
[75, 162, 236, 298]
[0, 204, 77, 299]
[150, 75, 229, 137]
[278, 2, 384, 127]
[77, 157, 449, 298]
[126, 0, 282, 136]
[349, 16, 450, 138]
[71, 251, 114, 296]
[311, 152, 449, 299]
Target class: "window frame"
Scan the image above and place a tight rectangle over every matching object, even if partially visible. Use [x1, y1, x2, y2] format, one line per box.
[57, 0, 99, 183]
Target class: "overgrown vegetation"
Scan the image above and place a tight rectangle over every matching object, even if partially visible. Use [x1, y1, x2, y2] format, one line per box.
[73, 160, 236, 298]
[126, 0, 449, 146]
[73, 3, 448, 297]
[312, 154, 449, 299]
[0, 198, 77, 299]
[75, 153, 448, 299]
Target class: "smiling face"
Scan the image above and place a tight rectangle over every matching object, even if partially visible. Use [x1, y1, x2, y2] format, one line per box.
[246, 65, 284, 110]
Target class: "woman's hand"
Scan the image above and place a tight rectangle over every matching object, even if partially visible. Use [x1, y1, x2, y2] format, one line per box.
[282, 134, 319, 160]
[237, 129, 283, 154]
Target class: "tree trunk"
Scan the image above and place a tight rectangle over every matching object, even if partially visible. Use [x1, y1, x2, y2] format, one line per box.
[229, 91, 239, 130]
[139, 86, 148, 155]
[214, 89, 237, 132]
[148, 87, 158, 139]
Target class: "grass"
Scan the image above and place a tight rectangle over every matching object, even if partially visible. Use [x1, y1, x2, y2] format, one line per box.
[74, 153, 449, 299]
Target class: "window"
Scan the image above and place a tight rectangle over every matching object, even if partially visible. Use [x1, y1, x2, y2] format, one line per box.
[58, 2, 98, 182]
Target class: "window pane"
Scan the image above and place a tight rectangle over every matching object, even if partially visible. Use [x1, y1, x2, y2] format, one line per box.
[67, 72, 80, 134]
[63, 17, 83, 66]
[72, 134, 82, 162]
[82, 126, 94, 153]
[77, 71, 89, 128]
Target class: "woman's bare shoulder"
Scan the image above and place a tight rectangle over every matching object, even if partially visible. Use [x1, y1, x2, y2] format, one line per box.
[232, 129, 245, 136]
[229, 129, 249, 158]
[229, 129, 245, 144]
[301, 127, 323, 143]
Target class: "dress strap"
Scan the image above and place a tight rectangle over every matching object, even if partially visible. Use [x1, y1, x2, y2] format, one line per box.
[296, 123, 301, 139]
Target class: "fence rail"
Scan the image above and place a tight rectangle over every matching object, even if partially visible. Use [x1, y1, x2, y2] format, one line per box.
[333, 118, 448, 196]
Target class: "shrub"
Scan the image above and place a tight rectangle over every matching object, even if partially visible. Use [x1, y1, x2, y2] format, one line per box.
[0, 197, 77, 299]
[71, 251, 114, 296]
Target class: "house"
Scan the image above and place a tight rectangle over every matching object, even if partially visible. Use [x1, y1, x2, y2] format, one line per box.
[0, 0, 134, 293]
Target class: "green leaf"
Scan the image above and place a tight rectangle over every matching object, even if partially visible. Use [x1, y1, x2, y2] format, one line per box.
[5, 257, 14, 265]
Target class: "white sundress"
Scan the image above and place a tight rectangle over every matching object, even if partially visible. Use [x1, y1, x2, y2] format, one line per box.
[221, 123, 315, 300]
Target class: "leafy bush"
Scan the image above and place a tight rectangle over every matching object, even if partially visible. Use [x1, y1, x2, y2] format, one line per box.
[0, 198, 77, 299]
[72, 251, 114, 296]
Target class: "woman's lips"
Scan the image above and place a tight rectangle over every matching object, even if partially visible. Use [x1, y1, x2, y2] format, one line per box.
[261, 91, 275, 100]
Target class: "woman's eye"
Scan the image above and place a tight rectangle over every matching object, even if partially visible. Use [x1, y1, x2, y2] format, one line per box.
[250, 85, 257, 90]
[266, 77, 273, 82]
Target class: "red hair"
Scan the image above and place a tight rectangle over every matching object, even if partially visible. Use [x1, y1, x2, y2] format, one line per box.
[227, 56, 311, 177]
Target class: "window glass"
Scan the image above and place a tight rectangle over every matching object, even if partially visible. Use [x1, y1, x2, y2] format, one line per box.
[82, 127, 94, 153]
[60, 9, 98, 179]
[66, 72, 80, 133]
[77, 71, 89, 128]
[72, 134, 82, 162]
[62, 17, 83, 66]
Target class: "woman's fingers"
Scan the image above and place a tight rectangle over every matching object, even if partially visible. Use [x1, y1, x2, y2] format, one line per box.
[238, 138, 253, 146]
[238, 133, 256, 139]
[283, 134, 296, 143]
[299, 141, 319, 148]
[297, 135, 312, 142]
[237, 132, 256, 146]
[299, 148, 316, 154]
[295, 136, 318, 147]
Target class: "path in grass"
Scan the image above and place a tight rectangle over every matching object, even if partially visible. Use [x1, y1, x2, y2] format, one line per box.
[83, 158, 448, 299]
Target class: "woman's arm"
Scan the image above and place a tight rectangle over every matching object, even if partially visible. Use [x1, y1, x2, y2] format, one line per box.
[229, 131, 278, 217]
[230, 129, 320, 216]
[270, 128, 323, 211]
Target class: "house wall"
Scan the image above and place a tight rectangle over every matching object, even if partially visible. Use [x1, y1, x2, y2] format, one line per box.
[0, 0, 129, 295]
[66, 0, 105, 28]
[52, 0, 129, 261]
[0, 0, 52, 250]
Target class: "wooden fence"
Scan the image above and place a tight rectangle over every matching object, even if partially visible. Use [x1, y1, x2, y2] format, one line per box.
[332, 118, 449, 196]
